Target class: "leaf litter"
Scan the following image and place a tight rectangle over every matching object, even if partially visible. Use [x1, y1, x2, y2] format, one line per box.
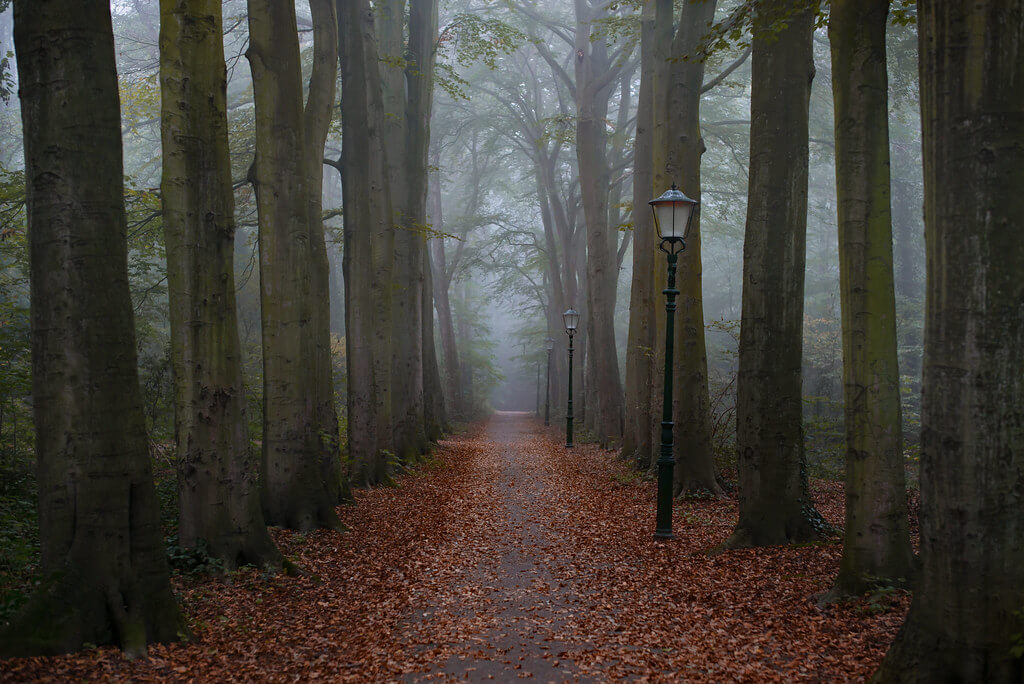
[1, 412, 911, 682]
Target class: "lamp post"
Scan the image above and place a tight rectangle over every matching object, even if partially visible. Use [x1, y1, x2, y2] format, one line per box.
[562, 308, 579, 447]
[545, 337, 554, 426]
[535, 360, 541, 417]
[648, 184, 699, 540]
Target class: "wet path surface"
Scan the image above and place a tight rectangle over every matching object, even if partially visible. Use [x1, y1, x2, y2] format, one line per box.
[395, 411, 596, 682]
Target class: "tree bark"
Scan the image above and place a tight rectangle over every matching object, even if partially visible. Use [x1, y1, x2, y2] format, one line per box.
[873, 2, 1024, 680]
[338, 0, 396, 485]
[624, 1, 666, 471]
[724, 5, 826, 549]
[573, 0, 625, 447]
[377, 0, 425, 462]
[159, 0, 281, 568]
[247, 0, 340, 529]
[623, 2, 656, 469]
[428, 172, 464, 419]
[303, 0, 345, 504]
[422, 244, 446, 439]
[2, 0, 184, 656]
[828, 0, 914, 596]
[663, 0, 723, 496]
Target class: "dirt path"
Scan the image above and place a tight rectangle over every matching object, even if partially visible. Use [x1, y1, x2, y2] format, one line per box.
[1, 411, 908, 683]
[393, 411, 597, 681]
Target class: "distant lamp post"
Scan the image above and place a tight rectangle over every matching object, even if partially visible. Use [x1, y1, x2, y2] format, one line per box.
[535, 359, 541, 417]
[545, 337, 554, 426]
[562, 308, 580, 448]
[649, 184, 698, 540]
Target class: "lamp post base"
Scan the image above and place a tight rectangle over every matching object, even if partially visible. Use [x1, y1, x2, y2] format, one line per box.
[654, 530, 676, 540]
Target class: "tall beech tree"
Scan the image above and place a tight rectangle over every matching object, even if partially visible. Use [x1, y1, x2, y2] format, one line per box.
[572, 0, 628, 446]
[247, 0, 340, 529]
[339, 0, 398, 485]
[378, 0, 440, 461]
[875, 1, 1024, 679]
[828, 0, 914, 595]
[410, 0, 445, 443]
[625, 0, 746, 493]
[378, 0, 427, 462]
[657, 0, 724, 496]
[338, 0, 442, 477]
[159, 0, 281, 568]
[724, 4, 826, 548]
[428, 165, 468, 418]
[623, 1, 658, 471]
[1, 0, 183, 655]
[303, 0, 345, 504]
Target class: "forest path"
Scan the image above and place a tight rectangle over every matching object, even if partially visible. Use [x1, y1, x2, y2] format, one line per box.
[394, 411, 598, 681]
[3, 412, 903, 683]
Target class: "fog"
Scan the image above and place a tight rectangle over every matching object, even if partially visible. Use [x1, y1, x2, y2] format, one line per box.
[0, 0, 925, 460]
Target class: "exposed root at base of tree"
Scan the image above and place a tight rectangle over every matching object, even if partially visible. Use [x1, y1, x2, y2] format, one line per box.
[0, 570, 186, 659]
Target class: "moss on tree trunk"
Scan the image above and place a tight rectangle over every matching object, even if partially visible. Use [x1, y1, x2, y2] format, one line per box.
[828, 0, 914, 597]
[339, 0, 397, 486]
[2, 0, 185, 656]
[725, 5, 827, 549]
[247, 0, 340, 530]
[159, 0, 281, 571]
[873, 1, 1024, 680]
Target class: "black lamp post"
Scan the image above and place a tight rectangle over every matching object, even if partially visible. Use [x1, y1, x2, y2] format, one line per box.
[562, 308, 579, 448]
[544, 337, 554, 426]
[648, 184, 699, 540]
[535, 359, 541, 417]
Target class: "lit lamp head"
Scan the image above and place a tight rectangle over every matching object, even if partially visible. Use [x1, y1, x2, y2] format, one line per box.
[649, 184, 699, 255]
[562, 308, 580, 337]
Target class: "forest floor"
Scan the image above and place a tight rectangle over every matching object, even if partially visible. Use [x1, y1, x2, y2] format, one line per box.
[2, 412, 912, 682]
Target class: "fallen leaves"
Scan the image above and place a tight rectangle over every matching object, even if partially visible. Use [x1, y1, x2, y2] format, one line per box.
[0, 413, 911, 682]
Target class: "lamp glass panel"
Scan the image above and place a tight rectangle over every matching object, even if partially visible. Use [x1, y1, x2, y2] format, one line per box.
[562, 308, 579, 331]
[655, 200, 693, 240]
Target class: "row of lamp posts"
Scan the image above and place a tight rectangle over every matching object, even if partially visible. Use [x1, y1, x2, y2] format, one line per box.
[546, 185, 698, 540]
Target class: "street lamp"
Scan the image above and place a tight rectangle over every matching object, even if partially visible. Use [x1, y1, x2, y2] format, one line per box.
[649, 184, 699, 540]
[562, 308, 579, 448]
[545, 337, 554, 426]
[535, 359, 541, 417]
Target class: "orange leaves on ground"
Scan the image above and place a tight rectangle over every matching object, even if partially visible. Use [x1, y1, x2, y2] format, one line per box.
[1, 414, 910, 682]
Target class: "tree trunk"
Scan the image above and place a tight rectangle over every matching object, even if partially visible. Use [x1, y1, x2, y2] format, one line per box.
[456, 282, 474, 411]
[422, 245, 446, 439]
[663, 0, 722, 496]
[303, 0, 345, 504]
[828, 0, 914, 596]
[873, 2, 1024, 680]
[429, 172, 465, 419]
[622, 1, 656, 468]
[247, 0, 340, 529]
[160, 0, 281, 568]
[2, 0, 184, 656]
[724, 6, 826, 549]
[376, 0, 425, 462]
[338, 0, 396, 485]
[574, 0, 624, 447]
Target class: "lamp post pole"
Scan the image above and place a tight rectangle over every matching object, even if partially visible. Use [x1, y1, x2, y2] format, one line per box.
[648, 183, 698, 541]
[655, 249, 679, 539]
[544, 345, 551, 426]
[535, 361, 541, 417]
[566, 333, 574, 447]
